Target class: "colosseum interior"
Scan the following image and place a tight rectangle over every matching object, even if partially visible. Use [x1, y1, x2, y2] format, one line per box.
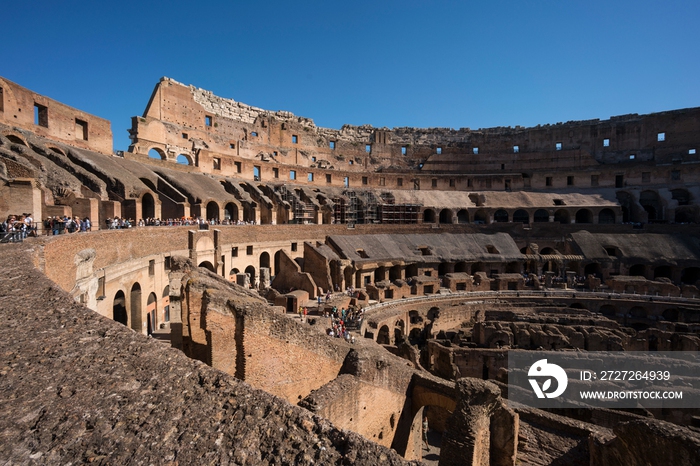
[2, 74, 700, 465]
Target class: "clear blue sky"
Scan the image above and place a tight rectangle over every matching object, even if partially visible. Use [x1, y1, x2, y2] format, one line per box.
[5, 0, 700, 151]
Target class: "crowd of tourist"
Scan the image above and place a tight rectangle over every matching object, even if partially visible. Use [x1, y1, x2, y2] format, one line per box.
[323, 305, 363, 343]
[104, 217, 258, 229]
[1, 214, 37, 241]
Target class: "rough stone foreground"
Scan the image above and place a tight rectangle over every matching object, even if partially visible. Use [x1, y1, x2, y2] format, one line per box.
[0, 244, 417, 466]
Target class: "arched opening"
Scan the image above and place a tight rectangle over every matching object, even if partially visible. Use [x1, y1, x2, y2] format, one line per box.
[243, 204, 256, 223]
[675, 209, 697, 224]
[569, 303, 586, 309]
[473, 210, 488, 224]
[206, 201, 219, 222]
[630, 306, 647, 319]
[389, 265, 402, 281]
[506, 262, 520, 273]
[457, 209, 469, 224]
[681, 267, 700, 285]
[146, 292, 157, 335]
[598, 208, 616, 224]
[129, 283, 142, 332]
[198, 261, 215, 272]
[663, 308, 680, 322]
[654, 266, 672, 280]
[513, 209, 529, 224]
[671, 189, 691, 206]
[112, 290, 127, 326]
[260, 251, 270, 270]
[554, 209, 570, 224]
[5, 134, 27, 146]
[439, 209, 453, 224]
[575, 209, 593, 224]
[471, 262, 486, 274]
[245, 265, 256, 287]
[454, 262, 468, 273]
[176, 154, 192, 165]
[423, 209, 436, 223]
[493, 209, 508, 223]
[584, 263, 602, 277]
[344, 266, 354, 289]
[274, 250, 283, 276]
[406, 264, 419, 278]
[640, 190, 662, 221]
[377, 325, 391, 345]
[629, 264, 646, 277]
[162, 285, 170, 323]
[438, 263, 449, 277]
[600, 304, 617, 317]
[148, 148, 166, 160]
[48, 146, 66, 156]
[224, 202, 238, 222]
[394, 319, 405, 345]
[533, 209, 549, 223]
[142, 192, 155, 219]
[374, 266, 387, 283]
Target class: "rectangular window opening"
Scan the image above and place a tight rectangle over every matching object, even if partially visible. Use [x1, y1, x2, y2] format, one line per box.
[205, 115, 213, 127]
[629, 154, 636, 160]
[251, 131, 258, 137]
[246, 246, 253, 255]
[431, 179, 438, 188]
[148, 260, 155, 276]
[473, 147, 479, 154]
[213, 158, 221, 170]
[513, 145, 519, 153]
[273, 167, 279, 178]
[401, 146, 407, 155]
[567, 176, 574, 186]
[292, 135, 298, 144]
[591, 175, 599, 186]
[362, 176, 368, 185]
[449, 179, 455, 187]
[291, 242, 298, 252]
[658, 132, 665, 142]
[467, 178, 473, 187]
[397, 178, 403, 187]
[182, 132, 188, 139]
[34, 103, 48, 128]
[232, 247, 238, 257]
[344, 176, 349, 188]
[690, 149, 696, 155]
[365, 144, 371, 153]
[556, 142, 562, 151]
[253, 165, 261, 181]
[615, 174, 624, 188]
[235, 161, 242, 173]
[229, 142, 235, 149]
[546, 176, 553, 187]
[75, 118, 88, 140]
[603, 138, 610, 147]
[290, 170, 296, 180]
[437, 147, 442, 154]
[326, 174, 332, 183]
[329, 141, 335, 150]
[308, 173, 314, 182]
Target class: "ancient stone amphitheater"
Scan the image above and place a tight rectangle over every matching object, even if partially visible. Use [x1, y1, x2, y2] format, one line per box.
[1, 75, 700, 465]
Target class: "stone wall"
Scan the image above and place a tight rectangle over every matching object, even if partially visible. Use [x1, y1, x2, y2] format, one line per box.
[0, 245, 416, 466]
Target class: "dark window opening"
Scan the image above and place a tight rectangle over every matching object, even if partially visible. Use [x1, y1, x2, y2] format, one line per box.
[273, 167, 279, 178]
[213, 158, 221, 170]
[567, 176, 574, 186]
[356, 249, 369, 258]
[0, 87, 4, 112]
[34, 103, 48, 127]
[431, 179, 438, 188]
[605, 247, 617, 257]
[246, 245, 253, 255]
[449, 179, 455, 187]
[291, 242, 298, 252]
[75, 119, 88, 140]
[615, 174, 623, 188]
[232, 247, 238, 257]
[397, 178, 403, 187]
[182, 132, 188, 139]
[229, 142, 235, 149]
[486, 245, 499, 254]
[149, 259, 155, 275]
[553, 199, 565, 206]
[467, 178, 473, 187]
[235, 161, 242, 173]
[546, 177, 553, 186]
[326, 174, 332, 183]
[362, 176, 368, 185]
[591, 175, 599, 186]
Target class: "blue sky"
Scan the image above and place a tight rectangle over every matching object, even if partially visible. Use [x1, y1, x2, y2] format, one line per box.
[5, 0, 700, 151]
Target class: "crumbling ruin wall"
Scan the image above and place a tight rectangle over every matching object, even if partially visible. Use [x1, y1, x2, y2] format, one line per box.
[271, 248, 318, 298]
[0, 76, 113, 154]
[0, 244, 417, 466]
[179, 264, 348, 404]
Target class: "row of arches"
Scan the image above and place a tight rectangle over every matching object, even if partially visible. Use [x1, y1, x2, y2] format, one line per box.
[423, 207, 617, 225]
[112, 283, 170, 335]
[148, 147, 193, 166]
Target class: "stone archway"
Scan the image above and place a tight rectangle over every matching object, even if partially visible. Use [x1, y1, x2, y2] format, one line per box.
[113, 290, 127, 326]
